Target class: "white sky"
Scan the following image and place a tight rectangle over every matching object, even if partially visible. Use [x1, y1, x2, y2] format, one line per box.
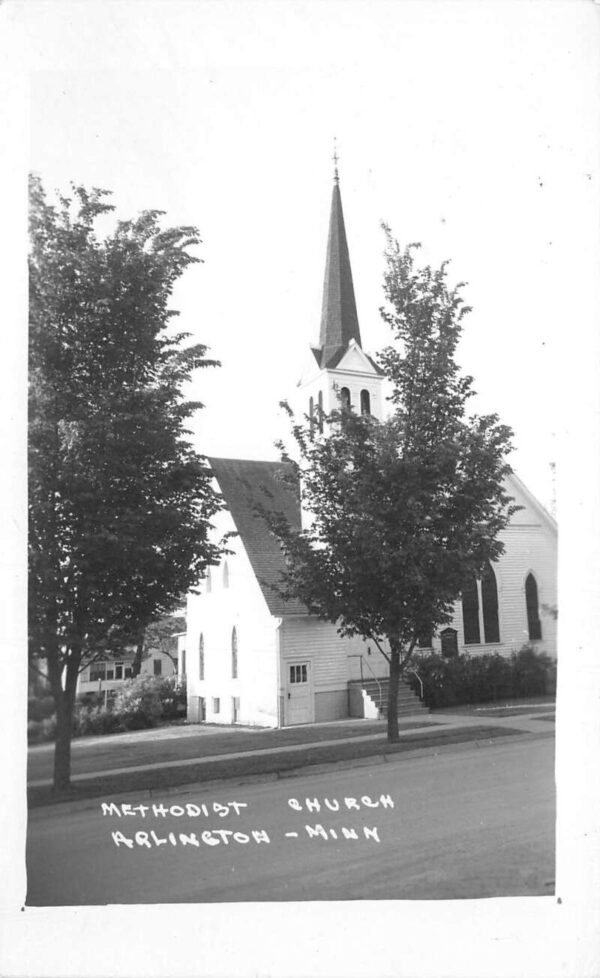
[21, 0, 599, 512]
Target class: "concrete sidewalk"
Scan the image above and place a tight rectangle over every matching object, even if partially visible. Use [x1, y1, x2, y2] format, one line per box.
[27, 705, 554, 794]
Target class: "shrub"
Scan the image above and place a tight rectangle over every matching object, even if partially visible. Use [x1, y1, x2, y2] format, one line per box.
[28, 695, 56, 722]
[29, 675, 187, 742]
[152, 675, 187, 719]
[511, 645, 551, 698]
[408, 646, 554, 709]
[27, 716, 57, 743]
[112, 675, 164, 730]
[73, 704, 124, 737]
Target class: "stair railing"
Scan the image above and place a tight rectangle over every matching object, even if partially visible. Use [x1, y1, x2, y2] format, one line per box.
[348, 653, 384, 707]
[406, 666, 424, 701]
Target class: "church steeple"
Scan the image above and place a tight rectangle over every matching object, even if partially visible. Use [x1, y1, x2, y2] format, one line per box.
[295, 161, 384, 441]
[318, 166, 362, 367]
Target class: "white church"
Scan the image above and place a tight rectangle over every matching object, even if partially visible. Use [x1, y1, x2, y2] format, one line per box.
[183, 171, 558, 728]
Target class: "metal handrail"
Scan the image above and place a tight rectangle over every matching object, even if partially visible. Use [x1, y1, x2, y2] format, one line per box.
[348, 653, 384, 706]
[406, 666, 424, 700]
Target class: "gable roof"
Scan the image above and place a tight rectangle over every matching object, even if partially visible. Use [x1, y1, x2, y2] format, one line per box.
[506, 471, 558, 535]
[310, 343, 384, 375]
[209, 457, 305, 616]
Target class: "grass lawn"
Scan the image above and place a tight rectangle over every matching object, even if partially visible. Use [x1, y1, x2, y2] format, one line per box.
[28, 723, 525, 809]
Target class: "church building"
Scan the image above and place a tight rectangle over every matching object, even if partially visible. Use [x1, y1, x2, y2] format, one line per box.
[183, 169, 558, 728]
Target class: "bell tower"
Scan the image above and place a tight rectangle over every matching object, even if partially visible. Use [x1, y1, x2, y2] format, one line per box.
[296, 157, 384, 429]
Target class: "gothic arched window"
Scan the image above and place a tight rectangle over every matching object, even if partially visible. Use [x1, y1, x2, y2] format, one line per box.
[462, 576, 481, 645]
[481, 563, 500, 643]
[340, 387, 351, 411]
[525, 573, 542, 640]
[360, 389, 371, 415]
[199, 633, 205, 680]
[231, 627, 238, 679]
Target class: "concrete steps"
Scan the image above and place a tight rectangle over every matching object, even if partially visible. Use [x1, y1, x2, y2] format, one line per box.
[349, 677, 427, 719]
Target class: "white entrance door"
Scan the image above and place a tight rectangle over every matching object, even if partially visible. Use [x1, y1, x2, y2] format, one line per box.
[286, 662, 313, 725]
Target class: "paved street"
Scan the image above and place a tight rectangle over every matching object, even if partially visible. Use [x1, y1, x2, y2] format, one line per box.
[26, 736, 555, 904]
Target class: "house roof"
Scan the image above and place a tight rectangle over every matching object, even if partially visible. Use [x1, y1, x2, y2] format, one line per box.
[209, 457, 306, 616]
[318, 177, 362, 367]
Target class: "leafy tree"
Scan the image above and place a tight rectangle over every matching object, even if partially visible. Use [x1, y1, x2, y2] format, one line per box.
[28, 176, 223, 789]
[130, 611, 185, 677]
[270, 230, 518, 742]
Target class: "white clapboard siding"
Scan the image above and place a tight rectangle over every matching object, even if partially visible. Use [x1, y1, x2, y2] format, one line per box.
[281, 617, 374, 690]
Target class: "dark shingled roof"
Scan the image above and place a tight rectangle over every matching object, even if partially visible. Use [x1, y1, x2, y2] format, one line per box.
[209, 457, 306, 616]
[319, 180, 362, 367]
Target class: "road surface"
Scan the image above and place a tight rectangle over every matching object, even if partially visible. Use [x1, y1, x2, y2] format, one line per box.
[26, 737, 554, 904]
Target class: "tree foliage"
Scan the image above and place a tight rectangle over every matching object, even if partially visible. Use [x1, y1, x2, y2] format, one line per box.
[270, 230, 518, 741]
[130, 612, 185, 677]
[28, 176, 222, 787]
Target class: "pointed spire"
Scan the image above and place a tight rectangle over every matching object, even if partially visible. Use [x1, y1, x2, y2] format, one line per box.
[318, 157, 361, 367]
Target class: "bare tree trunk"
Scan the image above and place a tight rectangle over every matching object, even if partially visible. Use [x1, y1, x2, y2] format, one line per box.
[53, 694, 72, 791]
[131, 628, 146, 678]
[387, 642, 401, 743]
[49, 650, 80, 792]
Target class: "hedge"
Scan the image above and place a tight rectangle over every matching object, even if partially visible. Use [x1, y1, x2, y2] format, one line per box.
[406, 645, 555, 709]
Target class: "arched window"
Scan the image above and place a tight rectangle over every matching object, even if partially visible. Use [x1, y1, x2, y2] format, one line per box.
[481, 563, 500, 643]
[360, 389, 371, 415]
[525, 573, 542, 640]
[340, 387, 351, 411]
[317, 390, 324, 432]
[231, 626, 238, 679]
[462, 576, 480, 644]
[223, 560, 229, 589]
[205, 567, 212, 594]
[199, 633, 205, 681]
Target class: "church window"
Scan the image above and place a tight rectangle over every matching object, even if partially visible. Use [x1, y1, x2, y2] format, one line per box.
[481, 563, 500, 643]
[462, 576, 481, 644]
[223, 560, 229, 589]
[199, 633, 205, 680]
[232, 626, 238, 679]
[318, 391, 324, 432]
[340, 387, 351, 411]
[360, 389, 371, 415]
[462, 565, 501, 645]
[525, 573, 542, 640]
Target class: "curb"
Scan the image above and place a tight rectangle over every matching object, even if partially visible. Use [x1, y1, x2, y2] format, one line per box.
[27, 728, 554, 818]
